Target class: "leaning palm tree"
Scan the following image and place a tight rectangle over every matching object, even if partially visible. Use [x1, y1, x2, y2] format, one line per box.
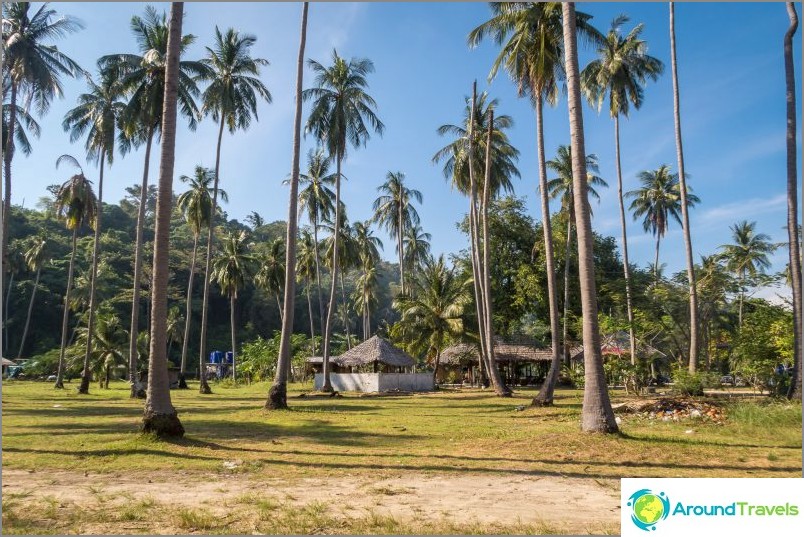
[2, 2, 84, 262]
[468, 0, 601, 406]
[718, 221, 776, 329]
[581, 14, 663, 368]
[303, 49, 384, 391]
[196, 26, 271, 394]
[142, 1, 184, 437]
[254, 238, 285, 321]
[62, 67, 125, 394]
[16, 234, 50, 359]
[212, 230, 253, 383]
[669, 2, 701, 373]
[99, 5, 207, 398]
[627, 165, 700, 276]
[372, 171, 422, 295]
[545, 145, 607, 365]
[562, 2, 618, 433]
[52, 155, 97, 389]
[175, 166, 226, 389]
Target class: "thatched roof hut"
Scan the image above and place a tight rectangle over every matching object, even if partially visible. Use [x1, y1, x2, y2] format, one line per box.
[336, 336, 416, 368]
[440, 336, 558, 364]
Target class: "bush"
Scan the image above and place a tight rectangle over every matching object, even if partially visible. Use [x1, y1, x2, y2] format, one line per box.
[671, 367, 719, 396]
[561, 362, 585, 389]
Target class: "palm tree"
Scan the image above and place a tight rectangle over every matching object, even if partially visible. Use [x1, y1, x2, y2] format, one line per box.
[296, 228, 318, 356]
[244, 211, 264, 230]
[394, 255, 468, 384]
[669, 2, 701, 373]
[16, 234, 49, 359]
[212, 230, 253, 383]
[353, 264, 379, 341]
[372, 171, 422, 295]
[581, 14, 663, 368]
[303, 49, 384, 391]
[627, 165, 700, 276]
[196, 26, 271, 394]
[99, 5, 206, 398]
[322, 213, 360, 348]
[545, 145, 607, 365]
[176, 166, 226, 389]
[52, 155, 97, 389]
[254, 238, 285, 321]
[402, 224, 431, 276]
[2, 77, 41, 160]
[142, 1, 184, 437]
[784, 2, 801, 401]
[3, 242, 24, 354]
[562, 2, 618, 433]
[718, 221, 776, 328]
[62, 68, 125, 394]
[468, 1, 601, 405]
[2, 2, 84, 263]
[73, 310, 126, 389]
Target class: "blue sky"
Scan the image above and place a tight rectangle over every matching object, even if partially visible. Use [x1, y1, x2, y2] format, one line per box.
[10, 2, 803, 300]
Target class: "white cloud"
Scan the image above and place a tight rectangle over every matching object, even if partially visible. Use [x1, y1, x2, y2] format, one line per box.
[698, 194, 786, 223]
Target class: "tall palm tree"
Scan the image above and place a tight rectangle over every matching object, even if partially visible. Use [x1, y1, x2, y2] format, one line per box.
[669, 2, 701, 373]
[393, 255, 468, 384]
[3, 242, 24, 354]
[245, 211, 264, 230]
[353, 264, 379, 341]
[52, 155, 97, 389]
[718, 221, 776, 328]
[2, 2, 84, 263]
[372, 171, 422, 295]
[196, 26, 271, 394]
[562, 2, 618, 433]
[212, 230, 253, 383]
[254, 238, 285, 321]
[175, 166, 226, 389]
[321, 213, 360, 348]
[2, 76, 41, 159]
[468, 1, 601, 405]
[402, 224, 431, 276]
[16, 234, 49, 359]
[627, 165, 700, 275]
[296, 227, 318, 356]
[99, 5, 206, 398]
[142, 1, 184, 437]
[303, 49, 384, 391]
[581, 14, 663, 368]
[784, 2, 801, 401]
[62, 66, 126, 394]
[545, 145, 607, 365]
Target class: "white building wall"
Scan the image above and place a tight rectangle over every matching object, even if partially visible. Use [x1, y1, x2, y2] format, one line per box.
[313, 372, 434, 392]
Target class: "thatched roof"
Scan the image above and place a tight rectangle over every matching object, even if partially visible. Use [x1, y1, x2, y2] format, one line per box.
[572, 332, 665, 359]
[2, 357, 16, 366]
[335, 336, 415, 368]
[440, 336, 561, 365]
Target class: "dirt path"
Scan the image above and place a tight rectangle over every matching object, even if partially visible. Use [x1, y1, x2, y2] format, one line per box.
[2, 468, 620, 533]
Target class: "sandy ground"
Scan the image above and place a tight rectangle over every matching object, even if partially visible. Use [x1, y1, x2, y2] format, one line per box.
[2, 468, 620, 533]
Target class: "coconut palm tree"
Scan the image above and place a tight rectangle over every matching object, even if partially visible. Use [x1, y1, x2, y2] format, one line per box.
[175, 166, 226, 389]
[254, 237, 285, 321]
[99, 5, 207, 398]
[52, 155, 97, 389]
[353, 263, 379, 341]
[393, 255, 468, 384]
[244, 211, 264, 230]
[321, 213, 360, 348]
[3, 242, 24, 353]
[627, 165, 700, 276]
[196, 26, 271, 394]
[545, 145, 607, 365]
[669, 2, 701, 373]
[468, 1, 602, 405]
[562, 2, 618, 433]
[718, 221, 776, 329]
[402, 224, 431, 276]
[62, 67, 125, 394]
[784, 2, 801, 400]
[73, 310, 127, 389]
[142, 1, 184, 437]
[2, 76, 41, 159]
[16, 234, 49, 359]
[212, 230, 253, 383]
[303, 49, 384, 391]
[581, 14, 663, 368]
[297, 228, 318, 356]
[372, 172, 422, 294]
[2, 2, 84, 263]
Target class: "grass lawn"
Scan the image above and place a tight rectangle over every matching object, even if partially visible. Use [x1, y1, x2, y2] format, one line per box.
[1, 380, 801, 534]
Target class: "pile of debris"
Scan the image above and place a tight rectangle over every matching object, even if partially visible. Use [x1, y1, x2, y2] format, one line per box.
[612, 397, 726, 424]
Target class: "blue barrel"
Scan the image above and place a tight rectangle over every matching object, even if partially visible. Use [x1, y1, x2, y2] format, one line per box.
[209, 350, 223, 364]
[225, 351, 233, 364]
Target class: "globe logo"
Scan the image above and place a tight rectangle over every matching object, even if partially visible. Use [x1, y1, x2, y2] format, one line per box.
[627, 489, 670, 531]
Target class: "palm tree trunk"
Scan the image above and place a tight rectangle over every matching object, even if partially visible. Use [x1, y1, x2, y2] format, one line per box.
[55, 229, 78, 388]
[129, 125, 155, 399]
[197, 115, 227, 395]
[533, 98, 563, 406]
[104, 363, 110, 389]
[4, 271, 14, 354]
[738, 272, 745, 329]
[230, 294, 237, 383]
[480, 111, 511, 397]
[276, 293, 284, 323]
[340, 270, 351, 349]
[613, 115, 638, 367]
[312, 219, 326, 344]
[178, 233, 198, 389]
[669, 2, 700, 374]
[16, 266, 41, 359]
[784, 2, 802, 401]
[320, 154, 341, 393]
[79, 149, 106, 395]
[563, 211, 573, 366]
[398, 205, 405, 294]
[563, 1, 618, 434]
[2, 82, 17, 268]
[655, 236, 661, 277]
[142, 2, 185, 437]
[306, 277, 316, 355]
